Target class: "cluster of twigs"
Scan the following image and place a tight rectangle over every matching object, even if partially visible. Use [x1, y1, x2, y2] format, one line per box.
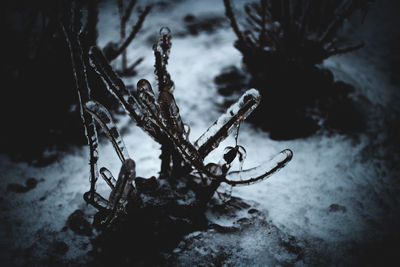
[223, 0, 371, 70]
[102, 0, 152, 75]
[61, 0, 152, 76]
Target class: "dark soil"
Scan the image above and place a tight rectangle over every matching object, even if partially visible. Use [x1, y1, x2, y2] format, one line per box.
[215, 63, 366, 140]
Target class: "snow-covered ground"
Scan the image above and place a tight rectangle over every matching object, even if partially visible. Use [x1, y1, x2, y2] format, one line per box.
[1, 0, 399, 265]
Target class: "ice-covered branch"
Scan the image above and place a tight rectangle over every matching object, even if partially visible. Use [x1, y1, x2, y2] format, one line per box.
[195, 89, 261, 158]
[76, 26, 294, 232]
[85, 100, 130, 163]
[100, 167, 117, 189]
[224, 149, 293, 185]
[61, 2, 99, 199]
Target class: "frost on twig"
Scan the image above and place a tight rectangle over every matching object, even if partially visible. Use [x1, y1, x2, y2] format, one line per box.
[195, 89, 261, 158]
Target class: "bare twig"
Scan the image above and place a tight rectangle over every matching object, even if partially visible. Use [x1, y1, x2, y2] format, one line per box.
[108, 4, 152, 62]
[61, 2, 99, 200]
[223, 0, 245, 46]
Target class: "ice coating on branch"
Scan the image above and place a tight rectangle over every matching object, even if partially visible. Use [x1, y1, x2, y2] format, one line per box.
[135, 79, 192, 167]
[158, 90, 186, 139]
[195, 89, 261, 158]
[89, 46, 164, 142]
[133, 79, 179, 143]
[154, 27, 174, 92]
[61, 17, 100, 199]
[225, 149, 293, 186]
[100, 167, 117, 189]
[158, 27, 172, 65]
[83, 191, 109, 210]
[89, 46, 144, 122]
[101, 159, 137, 225]
[152, 27, 185, 139]
[86, 121, 100, 192]
[108, 159, 136, 209]
[136, 79, 163, 126]
[90, 45, 206, 176]
[85, 100, 130, 163]
[89, 47, 127, 96]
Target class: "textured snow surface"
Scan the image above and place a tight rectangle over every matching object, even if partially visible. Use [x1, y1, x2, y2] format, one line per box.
[1, 0, 399, 266]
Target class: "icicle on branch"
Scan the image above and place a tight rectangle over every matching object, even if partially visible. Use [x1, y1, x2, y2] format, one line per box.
[83, 191, 109, 211]
[85, 100, 130, 163]
[136, 79, 163, 127]
[224, 149, 293, 185]
[158, 88, 186, 140]
[108, 159, 136, 208]
[89, 46, 176, 144]
[89, 46, 140, 119]
[195, 89, 261, 158]
[103, 159, 136, 225]
[100, 167, 117, 189]
[153, 30, 185, 139]
[154, 27, 174, 92]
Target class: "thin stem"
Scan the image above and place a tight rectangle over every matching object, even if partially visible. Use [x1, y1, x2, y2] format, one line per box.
[223, 0, 245, 45]
[109, 5, 152, 62]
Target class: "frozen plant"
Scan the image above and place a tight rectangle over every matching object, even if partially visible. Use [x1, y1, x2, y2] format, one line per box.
[85, 27, 293, 226]
[65, 21, 293, 263]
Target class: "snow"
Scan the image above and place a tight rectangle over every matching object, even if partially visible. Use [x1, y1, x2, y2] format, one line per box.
[1, 0, 399, 265]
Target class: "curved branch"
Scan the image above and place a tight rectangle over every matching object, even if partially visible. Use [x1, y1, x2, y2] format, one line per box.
[85, 100, 130, 163]
[224, 149, 293, 186]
